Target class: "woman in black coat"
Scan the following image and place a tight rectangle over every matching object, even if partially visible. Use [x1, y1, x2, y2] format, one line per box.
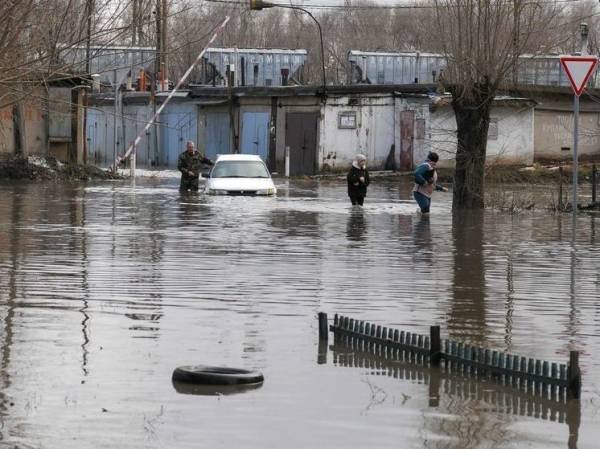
[347, 154, 370, 206]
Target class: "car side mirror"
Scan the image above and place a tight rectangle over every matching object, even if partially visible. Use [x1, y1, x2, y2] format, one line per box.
[200, 171, 209, 178]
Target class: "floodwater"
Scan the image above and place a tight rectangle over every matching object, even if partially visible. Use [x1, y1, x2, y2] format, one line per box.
[0, 177, 598, 449]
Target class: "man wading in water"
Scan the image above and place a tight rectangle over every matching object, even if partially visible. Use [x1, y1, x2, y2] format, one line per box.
[413, 151, 447, 214]
[177, 141, 213, 192]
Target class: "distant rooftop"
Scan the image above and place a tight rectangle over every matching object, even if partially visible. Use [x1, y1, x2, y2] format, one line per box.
[68, 45, 156, 52]
[347, 50, 600, 88]
[206, 48, 307, 55]
[348, 50, 444, 58]
[58, 45, 156, 85]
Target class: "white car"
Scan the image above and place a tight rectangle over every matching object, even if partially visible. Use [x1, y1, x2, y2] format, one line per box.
[204, 154, 277, 196]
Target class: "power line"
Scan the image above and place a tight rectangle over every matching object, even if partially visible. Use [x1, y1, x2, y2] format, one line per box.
[205, 0, 435, 9]
[203, 0, 585, 9]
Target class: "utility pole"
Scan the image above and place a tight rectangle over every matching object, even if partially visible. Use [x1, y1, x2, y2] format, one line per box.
[155, 0, 162, 77]
[132, 0, 138, 46]
[155, 0, 168, 88]
[162, 0, 168, 85]
[580, 22, 589, 56]
[85, 0, 94, 74]
[512, 0, 520, 87]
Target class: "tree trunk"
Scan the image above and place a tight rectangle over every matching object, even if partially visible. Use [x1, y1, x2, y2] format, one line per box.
[451, 84, 494, 209]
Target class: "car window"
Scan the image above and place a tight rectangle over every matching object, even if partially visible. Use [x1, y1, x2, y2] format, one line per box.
[211, 161, 270, 178]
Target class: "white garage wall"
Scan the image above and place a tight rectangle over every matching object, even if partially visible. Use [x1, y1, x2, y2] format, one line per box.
[319, 95, 395, 171]
[428, 103, 535, 167]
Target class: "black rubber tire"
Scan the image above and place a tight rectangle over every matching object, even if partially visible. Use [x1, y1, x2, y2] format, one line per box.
[172, 380, 263, 396]
[172, 365, 264, 386]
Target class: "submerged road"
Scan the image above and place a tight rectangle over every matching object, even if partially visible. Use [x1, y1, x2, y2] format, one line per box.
[0, 177, 598, 448]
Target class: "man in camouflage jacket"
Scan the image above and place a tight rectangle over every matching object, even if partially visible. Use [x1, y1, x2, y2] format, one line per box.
[177, 141, 213, 191]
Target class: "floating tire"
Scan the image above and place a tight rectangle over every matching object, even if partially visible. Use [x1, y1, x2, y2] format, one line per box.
[172, 380, 263, 396]
[172, 365, 264, 386]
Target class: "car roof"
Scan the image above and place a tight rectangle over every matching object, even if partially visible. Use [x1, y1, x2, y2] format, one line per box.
[215, 154, 264, 162]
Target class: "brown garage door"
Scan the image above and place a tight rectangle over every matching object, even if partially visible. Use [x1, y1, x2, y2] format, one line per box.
[286, 113, 318, 175]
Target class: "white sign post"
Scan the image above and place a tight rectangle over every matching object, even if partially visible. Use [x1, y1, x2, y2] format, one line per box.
[559, 56, 598, 215]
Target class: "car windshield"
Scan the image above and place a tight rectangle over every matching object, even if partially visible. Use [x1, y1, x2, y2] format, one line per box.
[211, 161, 270, 178]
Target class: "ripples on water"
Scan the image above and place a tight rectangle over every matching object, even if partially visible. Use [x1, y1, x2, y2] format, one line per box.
[0, 178, 598, 448]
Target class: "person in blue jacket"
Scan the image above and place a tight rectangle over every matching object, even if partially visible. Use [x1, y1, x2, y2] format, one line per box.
[413, 151, 447, 214]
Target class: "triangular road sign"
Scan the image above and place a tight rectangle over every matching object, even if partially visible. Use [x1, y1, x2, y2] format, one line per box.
[560, 56, 598, 96]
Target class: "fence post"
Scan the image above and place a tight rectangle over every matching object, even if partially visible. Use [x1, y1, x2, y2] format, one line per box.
[592, 164, 597, 204]
[558, 166, 564, 210]
[430, 326, 441, 366]
[318, 312, 328, 341]
[567, 350, 581, 399]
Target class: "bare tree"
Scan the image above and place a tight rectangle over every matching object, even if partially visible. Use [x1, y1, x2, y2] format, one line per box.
[0, 0, 144, 108]
[431, 0, 562, 209]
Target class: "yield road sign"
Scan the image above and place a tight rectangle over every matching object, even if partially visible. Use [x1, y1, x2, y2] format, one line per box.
[560, 56, 598, 96]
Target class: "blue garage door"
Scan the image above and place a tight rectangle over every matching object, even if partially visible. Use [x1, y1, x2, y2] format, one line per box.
[86, 109, 111, 167]
[160, 106, 198, 168]
[205, 112, 230, 160]
[240, 112, 269, 161]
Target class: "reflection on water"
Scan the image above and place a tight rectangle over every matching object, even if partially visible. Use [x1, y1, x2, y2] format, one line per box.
[330, 342, 581, 428]
[450, 210, 487, 344]
[0, 179, 598, 448]
[330, 331, 582, 449]
[346, 209, 367, 242]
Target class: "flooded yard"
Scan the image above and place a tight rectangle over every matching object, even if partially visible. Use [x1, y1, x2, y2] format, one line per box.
[0, 177, 598, 448]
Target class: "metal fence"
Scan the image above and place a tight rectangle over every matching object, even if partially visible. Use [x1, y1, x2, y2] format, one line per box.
[319, 313, 582, 400]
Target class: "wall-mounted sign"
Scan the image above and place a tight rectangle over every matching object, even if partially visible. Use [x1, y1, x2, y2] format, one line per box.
[338, 111, 357, 129]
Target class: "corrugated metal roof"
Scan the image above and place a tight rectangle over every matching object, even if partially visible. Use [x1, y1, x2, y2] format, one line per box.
[69, 45, 156, 51]
[207, 48, 307, 55]
[347, 50, 600, 89]
[200, 48, 308, 87]
[348, 50, 444, 58]
[58, 45, 156, 85]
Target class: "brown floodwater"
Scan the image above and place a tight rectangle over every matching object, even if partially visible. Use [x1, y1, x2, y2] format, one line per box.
[0, 177, 598, 449]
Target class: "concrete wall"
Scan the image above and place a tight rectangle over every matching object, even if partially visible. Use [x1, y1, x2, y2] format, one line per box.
[518, 90, 600, 162]
[319, 94, 395, 171]
[21, 88, 47, 156]
[535, 110, 600, 161]
[428, 104, 535, 167]
[0, 106, 15, 155]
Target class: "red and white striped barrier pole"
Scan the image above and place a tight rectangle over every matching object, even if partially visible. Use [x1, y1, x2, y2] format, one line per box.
[110, 16, 231, 172]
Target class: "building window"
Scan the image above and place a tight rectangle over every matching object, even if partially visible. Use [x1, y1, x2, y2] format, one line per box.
[338, 111, 357, 129]
[488, 118, 498, 140]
